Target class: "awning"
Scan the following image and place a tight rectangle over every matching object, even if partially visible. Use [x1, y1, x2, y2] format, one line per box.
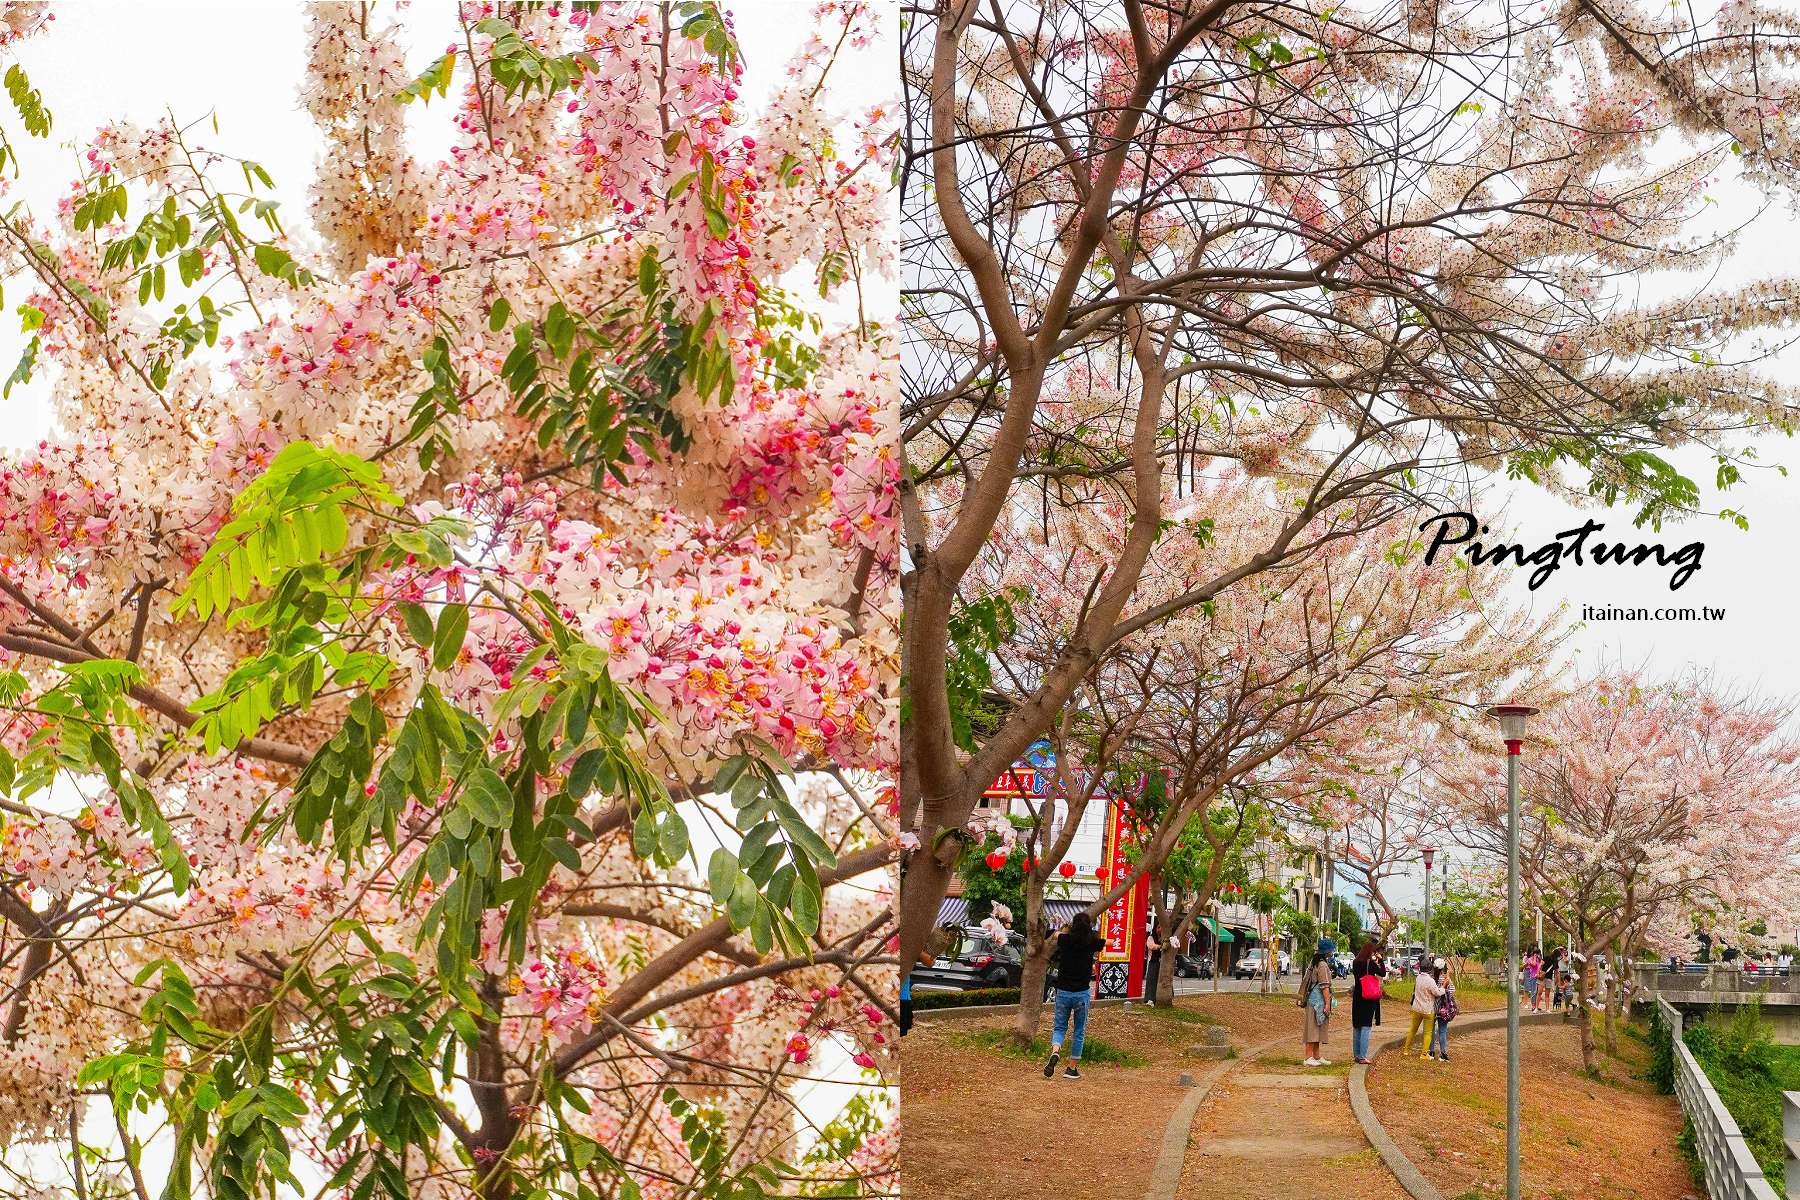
[937, 896, 1088, 928]
[1199, 917, 1235, 943]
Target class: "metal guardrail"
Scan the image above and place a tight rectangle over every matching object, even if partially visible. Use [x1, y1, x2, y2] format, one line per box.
[1657, 997, 1782, 1200]
[1788, 1090, 1800, 1197]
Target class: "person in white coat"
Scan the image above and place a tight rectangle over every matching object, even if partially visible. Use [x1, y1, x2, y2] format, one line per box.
[1403, 960, 1444, 1056]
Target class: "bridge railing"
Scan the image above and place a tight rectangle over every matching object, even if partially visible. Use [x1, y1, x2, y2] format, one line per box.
[1657, 997, 1781, 1200]
[1635, 962, 1800, 997]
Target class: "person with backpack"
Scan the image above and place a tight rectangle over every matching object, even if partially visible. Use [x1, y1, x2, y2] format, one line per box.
[1428, 959, 1458, 1061]
[1350, 937, 1386, 1064]
[1404, 954, 1445, 1056]
[1299, 942, 1336, 1066]
[1043, 912, 1103, 1080]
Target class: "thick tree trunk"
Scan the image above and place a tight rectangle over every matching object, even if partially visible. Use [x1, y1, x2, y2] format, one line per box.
[1152, 874, 1178, 1007]
[1013, 872, 1053, 1046]
[1603, 951, 1622, 1057]
[1575, 949, 1597, 1072]
[898, 834, 960, 981]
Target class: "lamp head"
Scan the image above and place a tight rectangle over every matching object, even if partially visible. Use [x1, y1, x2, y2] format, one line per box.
[1422, 845, 1436, 870]
[1486, 703, 1540, 742]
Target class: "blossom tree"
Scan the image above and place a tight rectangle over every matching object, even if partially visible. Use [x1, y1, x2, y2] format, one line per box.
[899, 0, 1800, 972]
[0, 4, 898, 1198]
[990, 492, 1563, 1034]
[1435, 671, 1800, 1069]
[1311, 728, 1458, 934]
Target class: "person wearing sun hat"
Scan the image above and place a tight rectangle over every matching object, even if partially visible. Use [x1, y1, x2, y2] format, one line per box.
[1428, 957, 1458, 1060]
[1298, 939, 1336, 1066]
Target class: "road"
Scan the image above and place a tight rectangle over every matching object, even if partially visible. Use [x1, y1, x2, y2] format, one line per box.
[1168, 974, 1357, 996]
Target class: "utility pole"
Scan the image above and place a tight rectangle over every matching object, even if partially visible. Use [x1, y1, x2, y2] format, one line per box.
[1422, 846, 1436, 965]
[1489, 703, 1538, 1200]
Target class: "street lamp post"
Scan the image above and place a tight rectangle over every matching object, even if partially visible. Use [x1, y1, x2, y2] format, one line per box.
[1488, 703, 1539, 1200]
[1422, 846, 1436, 966]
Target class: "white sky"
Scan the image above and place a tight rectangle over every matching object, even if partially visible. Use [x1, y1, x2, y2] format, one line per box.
[0, 0, 896, 1185]
[0, 0, 894, 435]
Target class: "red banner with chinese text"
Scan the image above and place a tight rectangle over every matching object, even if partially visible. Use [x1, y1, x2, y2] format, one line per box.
[1097, 796, 1149, 997]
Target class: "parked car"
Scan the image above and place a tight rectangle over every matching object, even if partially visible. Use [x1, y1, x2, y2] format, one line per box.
[912, 925, 1061, 997]
[1232, 948, 1291, 979]
[911, 925, 1026, 991]
[1174, 952, 1214, 979]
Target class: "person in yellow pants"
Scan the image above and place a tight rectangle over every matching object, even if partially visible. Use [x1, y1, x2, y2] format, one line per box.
[1404, 961, 1445, 1056]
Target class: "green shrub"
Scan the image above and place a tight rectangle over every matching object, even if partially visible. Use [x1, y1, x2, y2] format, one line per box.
[912, 987, 1019, 1011]
[1646, 1005, 1675, 1094]
[1676, 1118, 1701, 1191]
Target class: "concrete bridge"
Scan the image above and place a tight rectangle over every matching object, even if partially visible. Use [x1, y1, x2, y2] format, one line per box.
[1631, 962, 1800, 1044]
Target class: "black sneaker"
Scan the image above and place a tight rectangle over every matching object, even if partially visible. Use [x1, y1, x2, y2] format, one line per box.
[1440, 1054, 1451, 1062]
[1043, 1050, 1060, 1078]
[1063, 1066, 1081, 1079]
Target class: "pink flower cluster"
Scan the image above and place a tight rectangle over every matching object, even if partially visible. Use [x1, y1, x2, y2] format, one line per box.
[233, 255, 441, 440]
[510, 945, 611, 1041]
[0, 440, 120, 588]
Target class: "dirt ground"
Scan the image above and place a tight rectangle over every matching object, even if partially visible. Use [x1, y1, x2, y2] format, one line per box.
[899, 991, 1306, 1200]
[900, 992, 1691, 1200]
[1366, 1017, 1695, 1200]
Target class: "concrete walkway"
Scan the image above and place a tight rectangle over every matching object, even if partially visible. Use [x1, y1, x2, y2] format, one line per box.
[1143, 1035, 1284, 1200]
[1163, 1034, 1411, 1200]
[1150, 1003, 1529, 1200]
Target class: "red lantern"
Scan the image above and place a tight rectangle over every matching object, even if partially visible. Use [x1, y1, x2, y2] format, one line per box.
[1058, 860, 1076, 879]
[1094, 866, 1108, 881]
[985, 851, 1007, 871]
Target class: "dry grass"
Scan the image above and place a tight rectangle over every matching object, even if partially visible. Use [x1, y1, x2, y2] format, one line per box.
[1366, 1018, 1692, 1200]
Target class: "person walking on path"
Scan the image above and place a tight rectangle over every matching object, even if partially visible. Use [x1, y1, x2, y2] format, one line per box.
[1404, 957, 1445, 1055]
[1043, 912, 1103, 1080]
[1428, 959, 1457, 1061]
[1523, 948, 1544, 1013]
[1299, 942, 1336, 1066]
[1350, 938, 1386, 1064]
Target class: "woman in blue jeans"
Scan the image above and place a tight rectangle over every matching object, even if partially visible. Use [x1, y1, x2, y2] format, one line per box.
[1349, 938, 1386, 1064]
[1043, 912, 1103, 1080]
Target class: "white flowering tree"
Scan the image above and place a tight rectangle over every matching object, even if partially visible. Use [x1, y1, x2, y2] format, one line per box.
[0, 3, 898, 1198]
[1435, 671, 1800, 1068]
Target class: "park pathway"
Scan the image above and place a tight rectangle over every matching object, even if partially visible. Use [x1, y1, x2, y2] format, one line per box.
[1173, 1042, 1410, 1199]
